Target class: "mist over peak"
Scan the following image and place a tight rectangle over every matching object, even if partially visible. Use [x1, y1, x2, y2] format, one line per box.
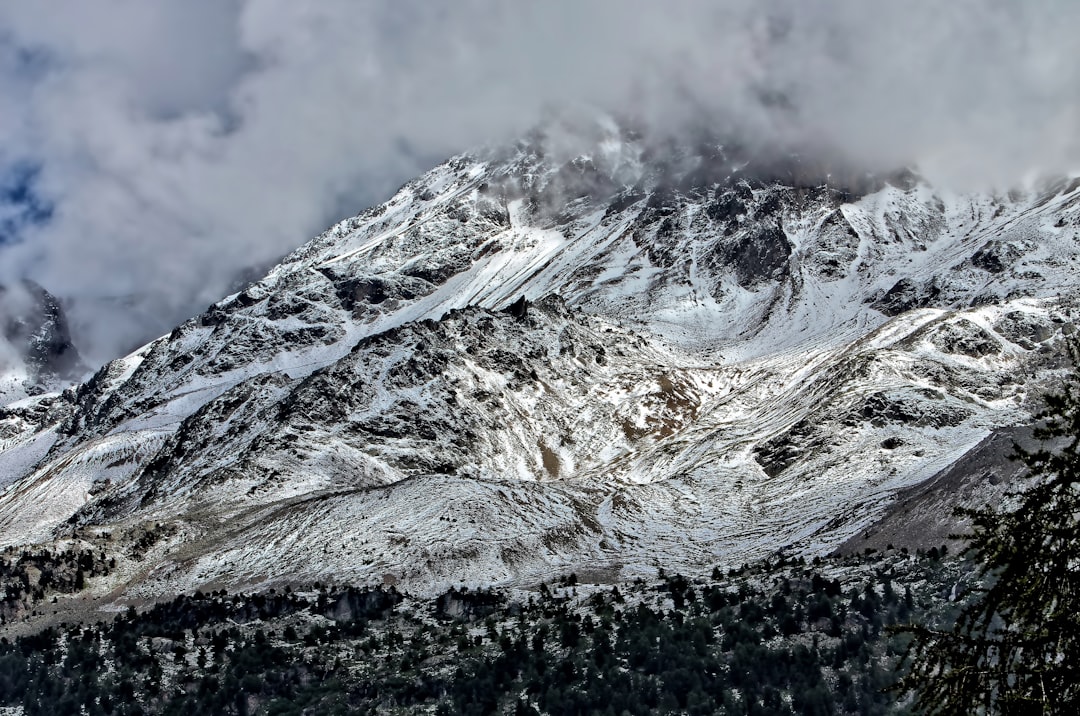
[0, 0, 1076, 364]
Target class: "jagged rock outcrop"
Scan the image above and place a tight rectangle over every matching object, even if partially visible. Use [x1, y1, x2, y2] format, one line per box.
[0, 280, 85, 405]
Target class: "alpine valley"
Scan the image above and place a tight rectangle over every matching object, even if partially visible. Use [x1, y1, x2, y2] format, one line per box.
[1, 114, 1078, 620]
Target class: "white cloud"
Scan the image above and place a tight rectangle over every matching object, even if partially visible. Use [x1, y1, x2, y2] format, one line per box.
[0, 0, 1077, 364]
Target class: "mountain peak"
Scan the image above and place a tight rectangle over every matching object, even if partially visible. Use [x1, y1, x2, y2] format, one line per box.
[0, 280, 86, 404]
[0, 127, 1078, 605]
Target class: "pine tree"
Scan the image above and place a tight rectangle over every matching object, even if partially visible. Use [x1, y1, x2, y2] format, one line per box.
[897, 340, 1080, 714]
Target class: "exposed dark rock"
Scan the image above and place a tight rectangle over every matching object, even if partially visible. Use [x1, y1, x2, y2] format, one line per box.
[970, 240, 1023, 274]
[321, 586, 402, 621]
[754, 421, 821, 477]
[328, 275, 431, 312]
[881, 436, 904, 450]
[929, 320, 1001, 357]
[705, 193, 746, 226]
[809, 210, 861, 280]
[0, 280, 86, 385]
[602, 187, 646, 218]
[871, 278, 942, 316]
[994, 311, 1056, 349]
[851, 391, 973, 429]
[503, 296, 529, 320]
[435, 586, 505, 621]
[724, 224, 792, 289]
[399, 261, 467, 286]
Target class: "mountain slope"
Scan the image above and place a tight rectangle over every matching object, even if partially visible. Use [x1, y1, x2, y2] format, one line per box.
[0, 116, 1078, 601]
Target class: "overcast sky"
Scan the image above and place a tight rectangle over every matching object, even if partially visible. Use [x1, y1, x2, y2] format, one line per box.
[1, 0, 1078, 365]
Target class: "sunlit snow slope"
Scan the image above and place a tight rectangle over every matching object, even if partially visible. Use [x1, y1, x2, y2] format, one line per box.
[1, 115, 1078, 599]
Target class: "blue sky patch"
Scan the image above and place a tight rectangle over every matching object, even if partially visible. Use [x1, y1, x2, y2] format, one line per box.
[0, 162, 54, 246]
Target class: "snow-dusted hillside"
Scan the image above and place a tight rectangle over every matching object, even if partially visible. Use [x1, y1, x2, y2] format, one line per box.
[0, 115, 1078, 602]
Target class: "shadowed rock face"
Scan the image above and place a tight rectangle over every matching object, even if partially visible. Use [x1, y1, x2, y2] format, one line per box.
[1, 280, 85, 388]
[872, 278, 943, 317]
[971, 240, 1024, 274]
[725, 224, 792, 288]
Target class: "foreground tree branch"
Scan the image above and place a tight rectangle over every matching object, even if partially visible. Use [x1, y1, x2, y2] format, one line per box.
[895, 339, 1080, 715]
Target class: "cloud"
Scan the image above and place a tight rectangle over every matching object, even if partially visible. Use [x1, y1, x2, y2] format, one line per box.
[0, 0, 1077, 365]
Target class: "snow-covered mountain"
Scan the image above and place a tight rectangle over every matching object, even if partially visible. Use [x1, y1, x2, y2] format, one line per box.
[0, 115, 1078, 602]
[0, 280, 85, 406]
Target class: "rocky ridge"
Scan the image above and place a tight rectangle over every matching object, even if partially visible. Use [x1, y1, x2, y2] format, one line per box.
[0, 115, 1078, 607]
